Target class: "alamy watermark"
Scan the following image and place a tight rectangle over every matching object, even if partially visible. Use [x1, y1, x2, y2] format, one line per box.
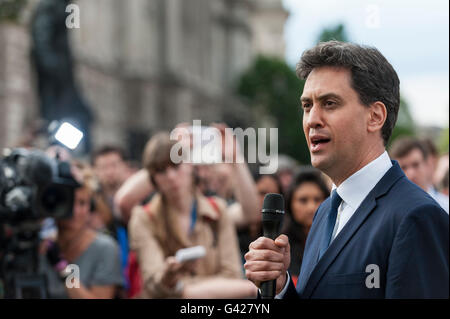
[365, 264, 380, 289]
[365, 4, 380, 29]
[169, 120, 278, 174]
[64, 264, 80, 289]
[65, 4, 80, 29]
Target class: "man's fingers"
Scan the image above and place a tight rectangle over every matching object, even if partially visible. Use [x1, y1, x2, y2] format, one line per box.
[245, 249, 285, 263]
[244, 260, 285, 272]
[249, 237, 286, 253]
[245, 236, 290, 291]
[274, 234, 289, 248]
[246, 270, 283, 283]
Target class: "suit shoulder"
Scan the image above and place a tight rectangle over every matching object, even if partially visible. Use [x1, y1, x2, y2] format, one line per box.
[385, 176, 441, 210]
[382, 176, 447, 222]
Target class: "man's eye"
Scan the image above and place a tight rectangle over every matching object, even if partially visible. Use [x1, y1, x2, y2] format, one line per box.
[302, 103, 311, 110]
[325, 100, 336, 107]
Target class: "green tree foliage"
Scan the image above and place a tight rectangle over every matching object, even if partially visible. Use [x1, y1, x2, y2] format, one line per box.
[0, 0, 27, 22]
[438, 127, 449, 154]
[317, 23, 349, 43]
[236, 55, 310, 164]
[388, 97, 416, 146]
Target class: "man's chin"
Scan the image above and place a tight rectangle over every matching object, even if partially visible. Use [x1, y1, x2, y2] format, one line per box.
[310, 154, 331, 171]
[310, 154, 323, 167]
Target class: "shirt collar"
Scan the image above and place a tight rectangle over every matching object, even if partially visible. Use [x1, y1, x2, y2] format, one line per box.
[331, 151, 392, 210]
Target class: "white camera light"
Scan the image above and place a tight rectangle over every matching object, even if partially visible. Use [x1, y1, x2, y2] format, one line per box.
[54, 122, 83, 150]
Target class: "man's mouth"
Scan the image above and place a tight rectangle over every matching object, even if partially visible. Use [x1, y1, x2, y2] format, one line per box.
[310, 136, 331, 152]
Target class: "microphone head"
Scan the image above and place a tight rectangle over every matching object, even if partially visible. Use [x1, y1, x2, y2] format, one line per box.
[262, 193, 284, 214]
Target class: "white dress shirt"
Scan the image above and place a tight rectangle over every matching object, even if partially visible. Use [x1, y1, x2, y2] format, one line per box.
[275, 150, 392, 298]
[330, 150, 392, 241]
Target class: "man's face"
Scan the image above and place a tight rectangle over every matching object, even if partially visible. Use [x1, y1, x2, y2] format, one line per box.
[301, 67, 370, 179]
[396, 149, 429, 191]
[94, 152, 128, 190]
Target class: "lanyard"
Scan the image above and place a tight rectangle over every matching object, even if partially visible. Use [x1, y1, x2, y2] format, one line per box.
[189, 200, 197, 234]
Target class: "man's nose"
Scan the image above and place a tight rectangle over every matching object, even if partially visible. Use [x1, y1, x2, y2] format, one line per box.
[305, 104, 324, 129]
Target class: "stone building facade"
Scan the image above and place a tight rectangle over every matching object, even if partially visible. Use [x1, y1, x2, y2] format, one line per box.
[0, 22, 38, 150]
[0, 0, 288, 160]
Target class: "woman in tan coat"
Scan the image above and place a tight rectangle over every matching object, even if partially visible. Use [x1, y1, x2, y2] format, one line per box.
[128, 132, 257, 298]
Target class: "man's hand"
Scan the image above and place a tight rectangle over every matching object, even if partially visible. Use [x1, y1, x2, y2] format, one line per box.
[244, 235, 291, 295]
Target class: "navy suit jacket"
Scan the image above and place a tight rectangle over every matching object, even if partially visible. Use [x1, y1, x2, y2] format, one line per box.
[283, 161, 449, 299]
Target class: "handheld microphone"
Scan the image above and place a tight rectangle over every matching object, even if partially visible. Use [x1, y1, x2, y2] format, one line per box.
[260, 193, 285, 299]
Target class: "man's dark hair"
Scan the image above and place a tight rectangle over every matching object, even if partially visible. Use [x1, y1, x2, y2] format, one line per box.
[389, 137, 429, 160]
[92, 145, 127, 164]
[297, 41, 400, 145]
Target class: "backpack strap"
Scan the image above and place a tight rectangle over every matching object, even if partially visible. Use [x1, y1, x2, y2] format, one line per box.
[205, 197, 221, 247]
[206, 196, 221, 216]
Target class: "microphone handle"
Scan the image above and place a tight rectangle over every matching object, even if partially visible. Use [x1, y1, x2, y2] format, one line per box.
[260, 220, 281, 299]
[260, 280, 276, 299]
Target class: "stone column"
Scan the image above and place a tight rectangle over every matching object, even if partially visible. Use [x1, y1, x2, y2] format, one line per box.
[0, 23, 37, 149]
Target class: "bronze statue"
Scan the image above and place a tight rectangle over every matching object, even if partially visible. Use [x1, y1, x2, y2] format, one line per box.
[30, 0, 92, 152]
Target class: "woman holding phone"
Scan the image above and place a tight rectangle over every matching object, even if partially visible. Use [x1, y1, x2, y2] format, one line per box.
[128, 132, 257, 298]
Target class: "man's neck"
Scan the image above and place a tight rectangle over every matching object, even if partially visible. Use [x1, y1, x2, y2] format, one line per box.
[331, 146, 385, 187]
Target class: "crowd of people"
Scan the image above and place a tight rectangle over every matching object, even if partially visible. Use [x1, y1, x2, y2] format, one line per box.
[32, 122, 448, 299]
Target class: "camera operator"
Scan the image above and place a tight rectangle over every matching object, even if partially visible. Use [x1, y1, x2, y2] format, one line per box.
[38, 161, 124, 298]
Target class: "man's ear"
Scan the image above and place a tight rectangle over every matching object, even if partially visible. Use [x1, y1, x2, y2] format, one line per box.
[367, 101, 387, 134]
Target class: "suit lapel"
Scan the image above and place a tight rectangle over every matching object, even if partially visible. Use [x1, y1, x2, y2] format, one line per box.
[296, 200, 329, 294]
[300, 161, 405, 298]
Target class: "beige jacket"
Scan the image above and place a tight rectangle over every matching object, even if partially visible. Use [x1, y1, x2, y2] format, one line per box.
[128, 192, 243, 298]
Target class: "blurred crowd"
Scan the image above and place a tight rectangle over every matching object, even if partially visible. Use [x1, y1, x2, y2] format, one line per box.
[22, 123, 449, 298]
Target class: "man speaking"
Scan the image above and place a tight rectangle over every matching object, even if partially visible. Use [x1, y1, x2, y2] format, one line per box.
[244, 41, 449, 298]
